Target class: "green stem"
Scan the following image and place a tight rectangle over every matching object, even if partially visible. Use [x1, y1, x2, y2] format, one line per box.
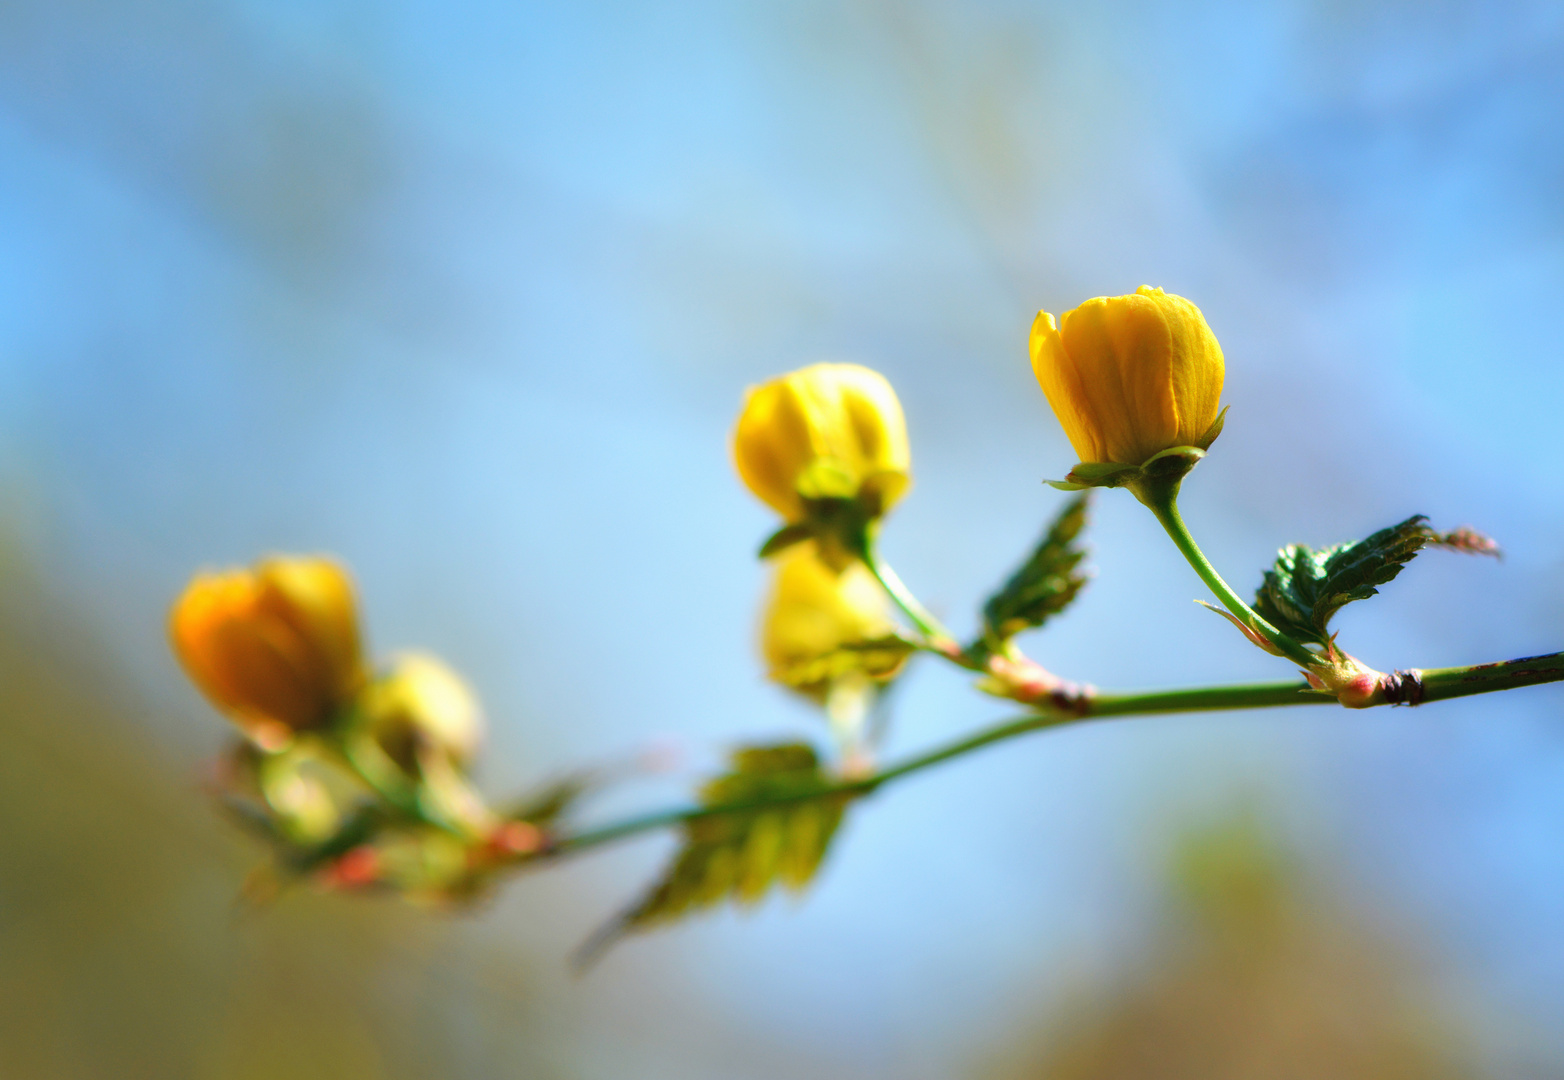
[541, 656, 1562, 862]
[1137, 484, 1319, 669]
[867, 681, 1322, 787]
[856, 527, 965, 658]
[542, 684, 1318, 861]
[331, 730, 472, 838]
[542, 655, 1561, 860]
[1419, 652, 1564, 702]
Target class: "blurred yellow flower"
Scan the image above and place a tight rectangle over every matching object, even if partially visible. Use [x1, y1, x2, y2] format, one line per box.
[249, 744, 357, 844]
[1030, 286, 1225, 466]
[170, 555, 365, 748]
[733, 362, 911, 522]
[360, 652, 485, 771]
[762, 543, 902, 699]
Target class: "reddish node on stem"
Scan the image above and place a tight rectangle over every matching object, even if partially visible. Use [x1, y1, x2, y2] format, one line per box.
[984, 654, 1094, 714]
[488, 821, 544, 858]
[1334, 672, 1381, 709]
[986, 654, 1058, 699]
[932, 636, 965, 661]
[321, 845, 380, 890]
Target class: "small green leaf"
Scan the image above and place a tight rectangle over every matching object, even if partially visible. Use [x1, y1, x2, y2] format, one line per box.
[505, 773, 594, 827]
[758, 522, 815, 559]
[578, 742, 848, 963]
[1253, 516, 1499, 646]
[981, 494, 1091, 644]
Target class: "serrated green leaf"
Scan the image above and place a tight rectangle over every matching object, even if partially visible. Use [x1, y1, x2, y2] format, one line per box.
[981, 494, 1092, 644]
[736, 810, 786, 904]
[778, 799, 831, 889]
[578, 742, 848, 962]
[1253, 516, 1499, 646]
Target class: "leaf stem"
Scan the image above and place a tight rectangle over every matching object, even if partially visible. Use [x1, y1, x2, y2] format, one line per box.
[1137, 484, 1320, 669]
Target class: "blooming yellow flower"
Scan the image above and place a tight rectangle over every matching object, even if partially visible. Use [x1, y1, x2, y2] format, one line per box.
[1030, 286, 1224, 467]
[761, 543, 901, 698]
[359, 652, 485, 770]
[170, 555, 366, 747]
[732, 363, 911, 522]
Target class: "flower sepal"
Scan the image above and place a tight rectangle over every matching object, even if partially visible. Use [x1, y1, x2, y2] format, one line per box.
[1046, 408, 1227, 492]
[1047, 443, 1207, 494]
[757, 495, 874, 570]
[758, 521, 816, 559]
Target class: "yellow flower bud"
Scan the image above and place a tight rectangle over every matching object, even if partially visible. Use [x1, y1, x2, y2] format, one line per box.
[1030, 286, 1225, 467]
[761, 543, 902, 699]
[170, 555, 365, 748]
[359, 652, 485, 771]
[732, 363, 912, 522]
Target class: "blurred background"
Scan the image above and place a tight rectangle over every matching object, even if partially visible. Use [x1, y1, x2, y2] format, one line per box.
[2, 0, 1563, 1076]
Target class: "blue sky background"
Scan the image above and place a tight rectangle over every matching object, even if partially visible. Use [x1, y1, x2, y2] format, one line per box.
[3, 1, 1564, 1076]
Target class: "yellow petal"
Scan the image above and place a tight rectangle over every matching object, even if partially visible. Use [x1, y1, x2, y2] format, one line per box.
[360, 652, 485, 769]
[1029, 287, 1226, 467]
[1136, 286, 1224, 445]
[732, 363, 912, 522]
[257, 556, 364, 705]
[1030, 310, 1101, 463]
[761, 543, 896, 696]
[170, 555, 366, 740]
[733, 380, 811, 519]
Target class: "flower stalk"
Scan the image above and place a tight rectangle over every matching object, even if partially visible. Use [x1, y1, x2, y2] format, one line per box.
[850, 520, 1096, 709]
[851, 524, 961, 658]
[1132, 478, 1321, 670]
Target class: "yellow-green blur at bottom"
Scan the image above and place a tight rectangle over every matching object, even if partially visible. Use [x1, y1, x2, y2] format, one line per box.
[1030, 285, 1225, 467]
